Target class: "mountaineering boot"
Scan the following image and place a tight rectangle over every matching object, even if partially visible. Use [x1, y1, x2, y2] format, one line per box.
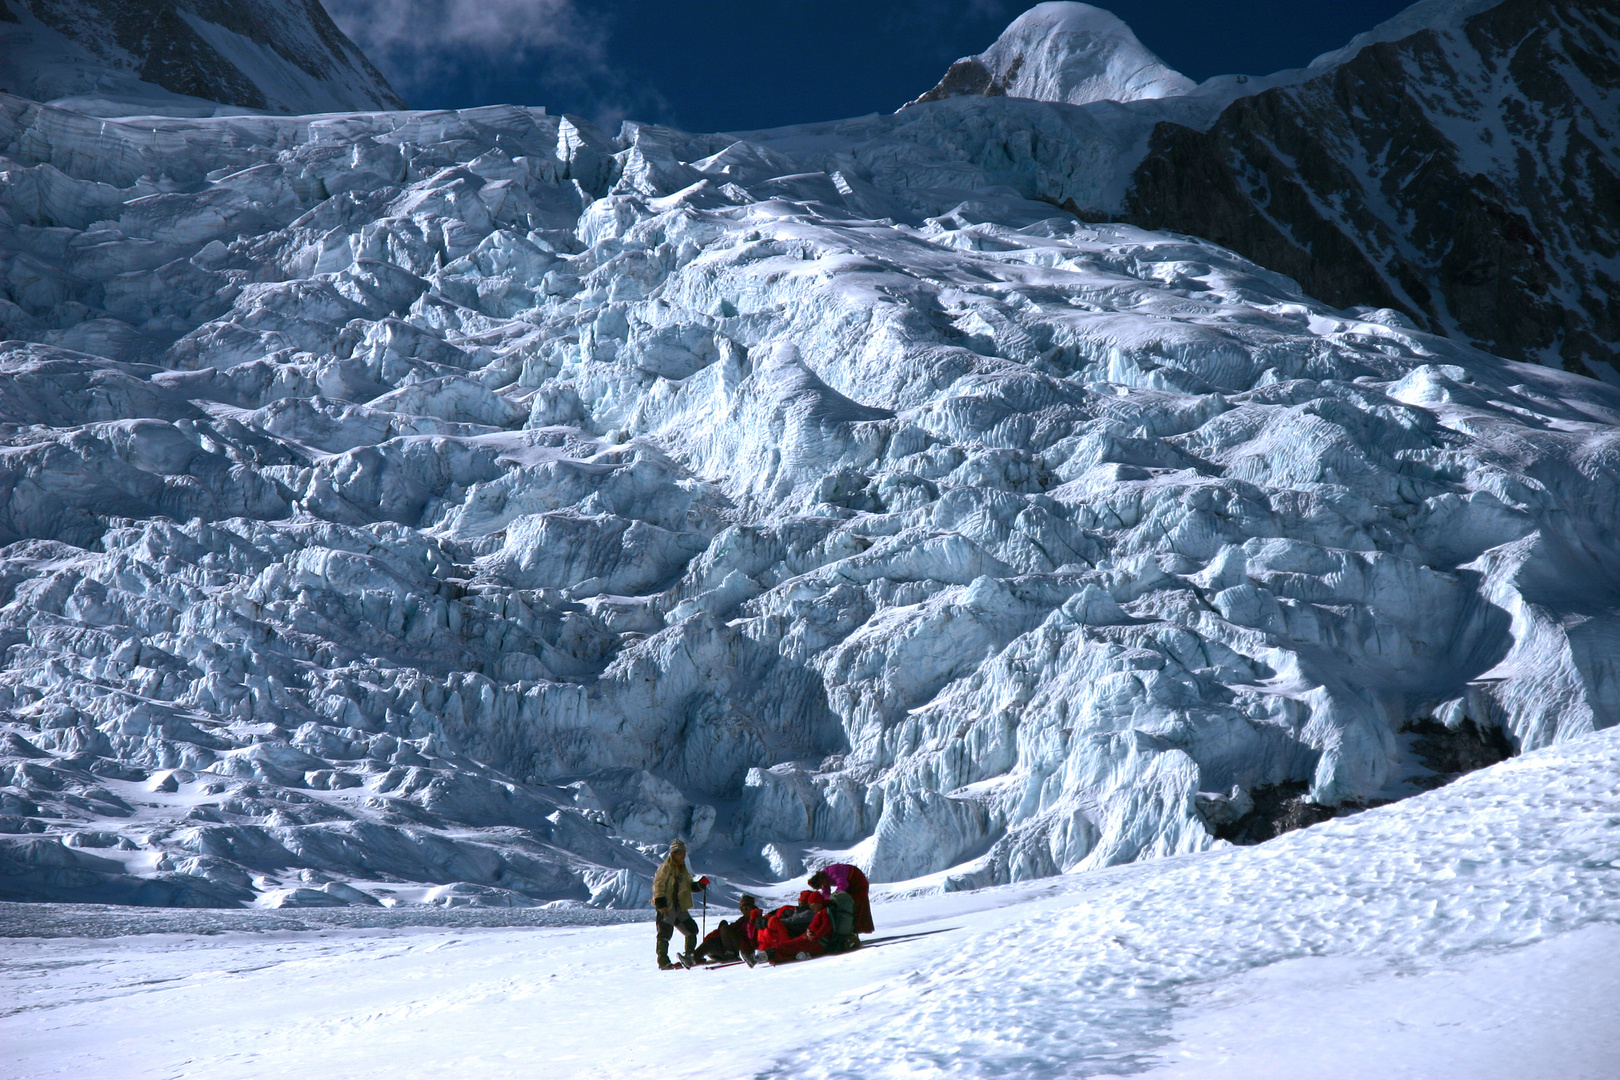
[658, 958, 678, 970]
[742, 949, 758, 968]
[678, 952, 696, 969]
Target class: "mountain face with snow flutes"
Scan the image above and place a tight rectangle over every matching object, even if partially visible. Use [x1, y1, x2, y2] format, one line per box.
[914, 0, 1618, 375]
[0, 1, 1617, 910]
[0, 0, 403, 116]
[1119, 0, 1619, 377]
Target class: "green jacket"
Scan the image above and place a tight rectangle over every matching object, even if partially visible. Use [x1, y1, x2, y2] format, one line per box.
[827, 890, 856, 937]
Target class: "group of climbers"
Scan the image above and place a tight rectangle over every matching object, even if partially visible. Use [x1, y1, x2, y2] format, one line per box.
[649, 840, 873, 969]
[753, 887, 857, 963]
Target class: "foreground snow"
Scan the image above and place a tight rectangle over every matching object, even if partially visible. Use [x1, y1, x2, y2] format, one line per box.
[6, 727, 1618, 1079]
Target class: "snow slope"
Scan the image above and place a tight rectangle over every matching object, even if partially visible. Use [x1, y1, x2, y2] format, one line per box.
[0, 0, 404, 116]
[0, 0, 1618, 912]
[4, 725, 1619, 1078]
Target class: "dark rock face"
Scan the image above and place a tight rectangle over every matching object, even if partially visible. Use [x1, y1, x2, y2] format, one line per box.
[1404, 716, 1515, 786]
[1206, 715, 1517, 845]
[911, 57, 1018, 106]
[1118, 0, 1619, 375]
[6, 0, 404, 112]
[1208, 782, 1350, 846]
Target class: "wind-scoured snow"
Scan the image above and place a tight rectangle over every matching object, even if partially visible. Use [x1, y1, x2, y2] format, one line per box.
[4, 725, 1619, 1079]
[0, 0, 1618, 912]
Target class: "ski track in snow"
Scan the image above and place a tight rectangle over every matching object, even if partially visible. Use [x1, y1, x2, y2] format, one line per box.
[4, 726, 1619, 1079]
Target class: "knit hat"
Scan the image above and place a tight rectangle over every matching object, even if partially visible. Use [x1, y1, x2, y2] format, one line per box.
[798, 889, 820, 906]
[738, 894, 758, 910]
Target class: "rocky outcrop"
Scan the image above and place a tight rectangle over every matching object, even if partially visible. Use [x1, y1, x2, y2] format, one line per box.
[1116, 0, 1619, 375]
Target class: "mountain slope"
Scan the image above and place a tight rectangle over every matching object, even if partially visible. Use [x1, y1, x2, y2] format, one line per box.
[1116, 0, 1619, 376]
[0, 0, 404, 115]
[908, 0, 1618, 375]
[0, 1, 1618, 912]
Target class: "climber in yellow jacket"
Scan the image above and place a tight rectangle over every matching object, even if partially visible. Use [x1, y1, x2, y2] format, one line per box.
[651, 838, 708, 969]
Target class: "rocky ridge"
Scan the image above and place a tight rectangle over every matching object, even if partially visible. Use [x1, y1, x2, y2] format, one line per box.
[1116, 0, 1619, 376]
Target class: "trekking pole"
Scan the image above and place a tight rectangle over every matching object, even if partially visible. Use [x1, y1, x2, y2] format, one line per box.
[701, 886, 707, 939]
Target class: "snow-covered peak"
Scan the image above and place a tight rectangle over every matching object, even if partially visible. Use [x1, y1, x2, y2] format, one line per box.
[908, 2, 1194, 109]
[0, 0, 403, 116]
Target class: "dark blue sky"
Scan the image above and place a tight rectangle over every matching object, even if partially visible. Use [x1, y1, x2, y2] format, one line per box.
[327, 1, 1417, 132]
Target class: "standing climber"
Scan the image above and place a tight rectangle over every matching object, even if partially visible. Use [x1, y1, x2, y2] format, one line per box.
[809, 862, 874, 935]
[652, 838, 708, 969]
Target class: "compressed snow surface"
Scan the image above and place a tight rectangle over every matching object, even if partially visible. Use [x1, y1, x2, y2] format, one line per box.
[0, 26, 1619, 906]
[4, 728, 1619, 1078]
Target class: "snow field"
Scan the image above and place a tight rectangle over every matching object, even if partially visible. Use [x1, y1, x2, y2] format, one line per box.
[5, 726, 1618, 1079]
[1134, 927, 1620, 1080]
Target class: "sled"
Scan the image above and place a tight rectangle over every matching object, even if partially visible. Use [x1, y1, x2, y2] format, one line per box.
[700, 926, 959, 969]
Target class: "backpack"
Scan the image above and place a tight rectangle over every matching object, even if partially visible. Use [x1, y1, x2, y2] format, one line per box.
[827, 891, 856, 937]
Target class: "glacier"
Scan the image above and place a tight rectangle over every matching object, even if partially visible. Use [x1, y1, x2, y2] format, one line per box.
[1, 0, 1619, 911]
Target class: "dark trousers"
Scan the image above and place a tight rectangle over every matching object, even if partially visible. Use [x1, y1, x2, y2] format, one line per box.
[656, 906, 698, 961]
[693, 920, 752, 963]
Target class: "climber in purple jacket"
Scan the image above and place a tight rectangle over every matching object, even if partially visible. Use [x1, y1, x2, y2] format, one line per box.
[808, 862, 874, 935]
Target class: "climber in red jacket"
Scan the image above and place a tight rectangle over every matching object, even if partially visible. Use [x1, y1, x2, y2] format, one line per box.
[765, 892, 833, 963]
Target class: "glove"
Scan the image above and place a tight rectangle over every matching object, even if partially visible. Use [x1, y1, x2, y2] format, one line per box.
[696, 876, 710, 889]
[655, 896, 668, 909]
